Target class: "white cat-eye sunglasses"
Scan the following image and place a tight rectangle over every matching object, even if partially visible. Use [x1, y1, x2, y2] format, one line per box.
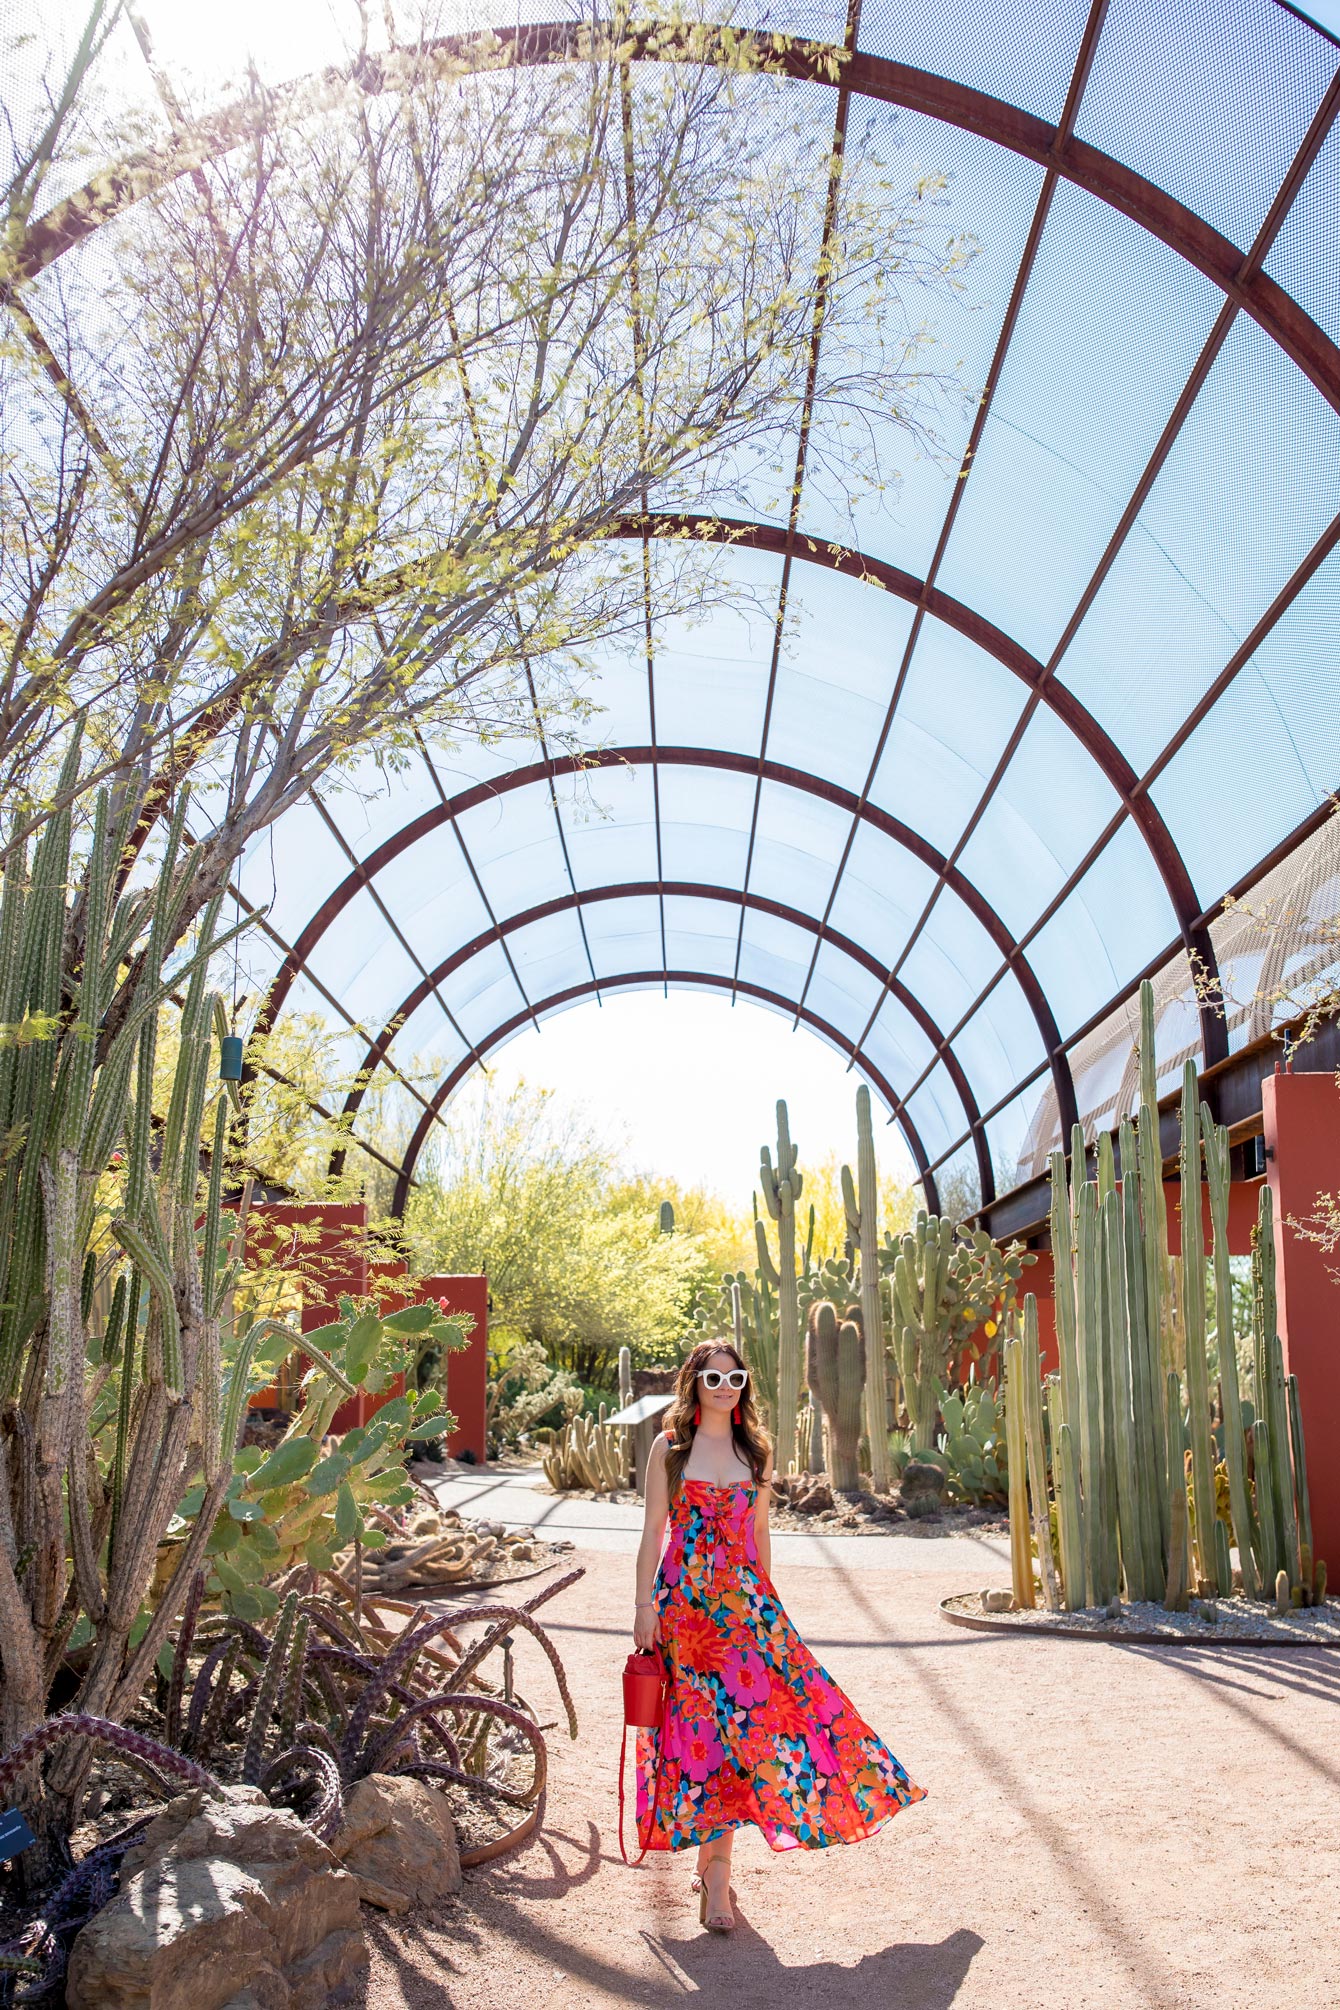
[697, 1368, 749, 1391]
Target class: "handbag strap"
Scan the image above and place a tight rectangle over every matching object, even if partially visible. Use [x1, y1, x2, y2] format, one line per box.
[618, 1713, 665, 1866]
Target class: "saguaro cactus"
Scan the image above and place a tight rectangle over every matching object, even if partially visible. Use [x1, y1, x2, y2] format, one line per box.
[760, 1100, 803, 1474]
[807, 1300, 864, 1494]
[842, 1085, 892, 1490]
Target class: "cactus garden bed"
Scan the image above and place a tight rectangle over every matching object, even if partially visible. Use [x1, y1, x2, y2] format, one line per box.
[940, 1590, 1340, 1645]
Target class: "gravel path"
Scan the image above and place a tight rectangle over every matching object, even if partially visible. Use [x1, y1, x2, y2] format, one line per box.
[365, 1539, 1340, 2009]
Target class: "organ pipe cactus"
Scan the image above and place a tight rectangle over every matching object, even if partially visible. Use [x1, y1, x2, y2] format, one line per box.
[1203, 1112, 1258, 1596]
[1010, 979, 1322, 1615]
[842, 1085, 893, 1490]
[1002, 1336, 1034, 1608]
[806, 1301, 864, 1495]
[759, 1100, 803, 1475]
[1178, 1066, 1224, 1593]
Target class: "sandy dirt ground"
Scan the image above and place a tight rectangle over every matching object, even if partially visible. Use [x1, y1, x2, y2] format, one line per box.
[364, 1542, 1340, 2010]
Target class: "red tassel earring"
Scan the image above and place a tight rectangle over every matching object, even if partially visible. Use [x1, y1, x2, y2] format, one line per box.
[693, 1404, 701, 1428]
[732, 1403, 741, 1426]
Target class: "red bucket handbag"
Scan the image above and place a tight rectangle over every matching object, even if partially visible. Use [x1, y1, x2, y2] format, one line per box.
[618, 1650, 666, 1864]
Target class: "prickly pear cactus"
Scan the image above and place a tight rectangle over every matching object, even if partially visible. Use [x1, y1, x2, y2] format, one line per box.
[937, 1381, 1007, 1505]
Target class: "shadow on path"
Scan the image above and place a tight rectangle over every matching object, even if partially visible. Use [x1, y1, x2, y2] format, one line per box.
[648, 1921, 984, 2008]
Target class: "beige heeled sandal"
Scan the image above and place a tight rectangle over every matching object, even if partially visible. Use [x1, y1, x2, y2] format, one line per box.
[699, 1868, 735, 1933]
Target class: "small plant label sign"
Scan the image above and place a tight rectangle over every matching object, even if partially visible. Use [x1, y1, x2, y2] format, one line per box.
[0, 1808, 35, 1862]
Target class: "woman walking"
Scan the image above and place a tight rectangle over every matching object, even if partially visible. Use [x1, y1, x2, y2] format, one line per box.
[632, 1339, 926, 1931]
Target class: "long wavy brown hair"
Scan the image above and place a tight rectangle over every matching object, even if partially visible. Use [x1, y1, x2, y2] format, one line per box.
[663, 1339, 771, 1496]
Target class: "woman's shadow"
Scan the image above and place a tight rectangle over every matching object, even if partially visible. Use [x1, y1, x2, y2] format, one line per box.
[648, 1919, 983, 2009]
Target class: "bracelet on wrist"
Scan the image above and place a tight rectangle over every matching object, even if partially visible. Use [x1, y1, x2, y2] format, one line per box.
[634, 1600, 655, 1608]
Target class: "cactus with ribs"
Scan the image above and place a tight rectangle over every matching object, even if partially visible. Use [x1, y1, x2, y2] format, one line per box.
[758, 1101, 803, 1475]
[0, 765, 267, 1856]
[806, 1300, 865, 1495]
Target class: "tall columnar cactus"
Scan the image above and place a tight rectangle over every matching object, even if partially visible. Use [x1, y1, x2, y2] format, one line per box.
[1074, 1179, 1117, 1605]
[1019, 1297, 1060, 1609]
[0, 770, 268, 1852]
[807, 1300, 864, 1495]
[1011, 978, 1322, 1615]
[842, 1084, 893, 1490]
[1178, 1064, 1224, 1593]
[1003, 1334, 1035, 1609]
[1202, 1111, 1258, 1596]
[890, 1212, 951, 1451]
[691, 1260, 776, 1420]
[1118, 1115, 1166, 1595]
[759, 1100, 802, 1475]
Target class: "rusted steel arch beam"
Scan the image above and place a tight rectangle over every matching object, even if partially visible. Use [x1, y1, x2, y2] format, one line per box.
[387, 968, 940, 1219]
[623, 514, 1211, 957]
[15, 26, 1340, 416]
[327, 877, 994, 1207]
[252, 742, 1077, 1142]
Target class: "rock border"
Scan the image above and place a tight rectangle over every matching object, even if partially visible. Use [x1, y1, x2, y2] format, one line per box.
[938, 1595, 1340, 1647]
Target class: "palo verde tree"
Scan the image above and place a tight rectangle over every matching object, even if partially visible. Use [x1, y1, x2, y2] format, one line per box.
[2, 0, 973, 926]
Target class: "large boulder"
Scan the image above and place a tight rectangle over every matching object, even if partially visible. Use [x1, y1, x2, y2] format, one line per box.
[65, 1785, 366, 2010]
[330, 1773, 462, 1914]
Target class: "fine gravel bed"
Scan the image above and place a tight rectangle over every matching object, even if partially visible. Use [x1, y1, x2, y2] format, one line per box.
[363, 1542, 1340, 2010]
[941, 1591, 1340, 1645]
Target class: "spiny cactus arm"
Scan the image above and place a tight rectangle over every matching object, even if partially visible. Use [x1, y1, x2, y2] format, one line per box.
[1118, 1143, 1166, 1597]
[1266, 1335, 1300, 1589]
[754, 1216, 779, 1287]
[1286, 1374, 1314, 1594]
[0, 1714, 226, 1806]
[1202, 1111, 1258, 1597]
[1003, 1338, 1034, 1608]
[1054, 1409, 1085, 1612]
[1101, 1186, 1146, 1602]
[1178, 1064, 1221, 1591]
[56, 792, 109, 1151]
[242, 1590, 300, 1785]
[1075, 1179, 1109, 1606]
[1021, 1297, 1061, 1610]
[166, 1571, 206, 1751]
[1163, 1371, 1190, 1612]
[759, 1145, 780, 1219]
[1048, 1148, 1080, 1430]
[853, 1086, 891, 1491]
[110, 1214, 184, 1393]
[261, 1742, 344, 1840]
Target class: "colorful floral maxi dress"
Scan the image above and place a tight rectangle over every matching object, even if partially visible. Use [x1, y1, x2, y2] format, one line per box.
[636, 1475, 927, 1851]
